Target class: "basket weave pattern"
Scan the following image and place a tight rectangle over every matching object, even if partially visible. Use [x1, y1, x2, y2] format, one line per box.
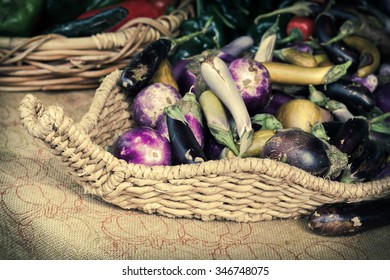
[19, 70, 390, 222]
[0, 0, 193, 92]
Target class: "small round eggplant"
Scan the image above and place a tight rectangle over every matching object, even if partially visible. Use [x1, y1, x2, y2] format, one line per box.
[132, 82, 181, 128]
[260, 129, 331, 176]
[111, 127, 171, 166]
[228, 57, 272, 115]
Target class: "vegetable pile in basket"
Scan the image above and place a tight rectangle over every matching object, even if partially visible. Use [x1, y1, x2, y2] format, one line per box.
[0, 0, 174, 37]
[108, 0, 390, 187]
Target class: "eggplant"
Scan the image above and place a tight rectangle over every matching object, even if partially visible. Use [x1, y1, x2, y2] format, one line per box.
[119, 38, 172, 95]
[164, 105, 207, 165]
[321, 121, 343, 140]
[228, 57, 272, 115]
[308, 198, 390, 236]
[319, 79, 376, 116]
[374, 83, 390, 115]
[348, 138, 386, 182]
[350, 73, 378, 93]
[131, 82, 181, 128]
[260, 128, 331, 177]
[314, 13, 360, 74]
[110, 127, 172, 166]
[329, 117, 369, 156]
[260, 90, 295, 115]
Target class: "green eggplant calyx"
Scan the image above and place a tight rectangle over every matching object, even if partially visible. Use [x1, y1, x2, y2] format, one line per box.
[208, 124, 239, 156]
[251, 113, 283, 130]
[308, 85, 328, 107]
[322, 60, 352, 84]
[311, 123, 330, 142]
[163, 105, 187, 124]
[324, 143, 349, 180]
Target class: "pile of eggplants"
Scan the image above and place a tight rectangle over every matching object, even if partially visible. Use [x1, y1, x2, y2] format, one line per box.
[107, 0, 390, 234]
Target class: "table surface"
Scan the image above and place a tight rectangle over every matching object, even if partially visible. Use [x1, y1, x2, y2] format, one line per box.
[1, 89, 390, 260]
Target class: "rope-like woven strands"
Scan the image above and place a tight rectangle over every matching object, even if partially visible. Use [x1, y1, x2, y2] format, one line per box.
[0, 0, 194, 92]
[19, 69, 390, 222]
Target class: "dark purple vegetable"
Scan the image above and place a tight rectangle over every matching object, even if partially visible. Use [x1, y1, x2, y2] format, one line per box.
[374, 83, 390, 115]
[314, 13, 359, 74]
[228, 57, 272, 115]
[111, 127, 171, 166]
[347, 139, 386, 182]
[308, 198, 390, 236]
[376, 163, 390, 180]
[164, 105, 207, 165]
[260, 129, 331, 177]
[132, 82, 181, 128]
[321, 121, 343, 140]
[119, 38, 172, 95]
[203, 130, 225, 160]
[260, 90, 295, 115]
[329, 117, 369, 156]
[319, 79, 376, 116]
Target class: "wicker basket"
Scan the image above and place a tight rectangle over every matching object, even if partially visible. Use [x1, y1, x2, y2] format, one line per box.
[19, 69, 390, 222]
[0, 0, 193, 92]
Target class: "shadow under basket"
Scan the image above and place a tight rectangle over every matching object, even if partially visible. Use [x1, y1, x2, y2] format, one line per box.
[19, 69, 390, 222]
[0, 0, 193, 92]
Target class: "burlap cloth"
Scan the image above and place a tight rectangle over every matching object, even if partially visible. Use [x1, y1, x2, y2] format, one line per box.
[1, 90, 390, 260]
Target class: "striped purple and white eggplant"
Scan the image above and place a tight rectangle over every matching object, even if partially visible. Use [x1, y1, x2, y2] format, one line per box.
[228, 57, 272, 116]
[201, 56, 253, 156]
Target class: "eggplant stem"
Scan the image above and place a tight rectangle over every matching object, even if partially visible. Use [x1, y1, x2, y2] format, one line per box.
[209, 5, 236, 29]
[322, 60, 352, 84]
[369, 112, 390, 124]
[209, 125, 239, 156]
[254, 1, 313, 24]
[163, 105, 187, 124]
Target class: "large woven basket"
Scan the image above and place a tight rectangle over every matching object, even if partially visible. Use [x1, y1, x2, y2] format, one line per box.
[0, 0, 193, 92]
[19, 69, 390, 222]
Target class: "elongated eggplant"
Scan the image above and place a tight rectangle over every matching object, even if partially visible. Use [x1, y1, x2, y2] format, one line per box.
[314, 13, 359, 74]
[348, 139, 386, 182]
[119, 38, 172, 95]
[329, 117, 369, 156]
[164, 105, 207, 165]
[319, 79, 376, 116]
[308, 198, 390, 236]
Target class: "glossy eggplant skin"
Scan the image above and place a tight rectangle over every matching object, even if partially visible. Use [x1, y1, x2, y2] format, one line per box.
[320, 79, 376, 116]
[314, 13, 359, 74]
[329, 117, 369, 156]
[260, 129, 330, 177]
[165, 109, 207, 165]
[119, 38, 172, 95]
[308, 198, 390, 236]
[350, 139, 386, 182]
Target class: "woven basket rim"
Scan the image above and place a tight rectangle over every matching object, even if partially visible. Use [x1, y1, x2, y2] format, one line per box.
[18, 68, 390, 203]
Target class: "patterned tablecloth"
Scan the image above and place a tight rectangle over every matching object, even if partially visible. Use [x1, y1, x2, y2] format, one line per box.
[1, 90, 390, 260]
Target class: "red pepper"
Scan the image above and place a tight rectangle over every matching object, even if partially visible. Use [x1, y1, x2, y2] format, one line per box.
[286, 16, 314, 41]
[147, 0, 172, 15]
[77, 0, 161, 32]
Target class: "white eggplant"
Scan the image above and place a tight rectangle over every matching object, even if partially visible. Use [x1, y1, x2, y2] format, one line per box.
[201, 56, 253, 156]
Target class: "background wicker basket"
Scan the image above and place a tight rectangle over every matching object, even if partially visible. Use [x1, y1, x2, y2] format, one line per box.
[19, 69, 390, 223]
[0, 0, 193, 92]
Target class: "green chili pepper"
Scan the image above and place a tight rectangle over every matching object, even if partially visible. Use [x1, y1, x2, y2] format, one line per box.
[0, 0, 44, 37]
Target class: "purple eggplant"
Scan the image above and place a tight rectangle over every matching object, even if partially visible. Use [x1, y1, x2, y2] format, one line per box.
[376, 163, 390, 180]
[132, 82, 181, 129]
[329, 117, 369, 156]
[164, 105, 207, 165]
[308, 198, 390, 236]
[111, 127, 171, 166]
[347, 139, 386, 182]
[319, 79, 376, 116]
[228, 57, 272, 115]
[260, 129, 331, 177]
[260, 90, 295, 115]
[351, 73, 378, 93]
[374, 83, 390, 115]
[174, 36, 254, 96]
